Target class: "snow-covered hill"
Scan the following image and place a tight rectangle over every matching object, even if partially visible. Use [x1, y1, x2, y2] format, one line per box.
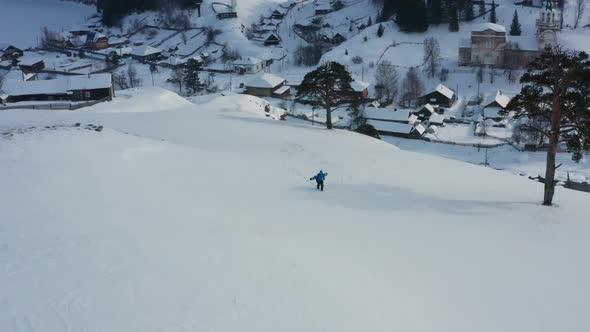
[1, 89, 589, 331]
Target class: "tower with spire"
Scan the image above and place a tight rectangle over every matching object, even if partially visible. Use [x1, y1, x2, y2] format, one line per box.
[536, 0, 560, 49]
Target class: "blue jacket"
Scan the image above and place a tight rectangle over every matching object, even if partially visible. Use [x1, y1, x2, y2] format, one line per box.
[314, 171, 327, 182]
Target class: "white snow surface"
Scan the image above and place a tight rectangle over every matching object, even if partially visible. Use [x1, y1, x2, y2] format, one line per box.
[0, 88, 589, 331]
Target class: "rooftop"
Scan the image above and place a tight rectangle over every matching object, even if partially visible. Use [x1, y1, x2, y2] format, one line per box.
[2, 74, 112, 97]
[471, 23, 507, 33]
[246, 74, 285, 88]
[130, 45, 162, 57]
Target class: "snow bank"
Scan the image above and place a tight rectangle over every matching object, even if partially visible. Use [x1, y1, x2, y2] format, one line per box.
[88, 87, 192, 113]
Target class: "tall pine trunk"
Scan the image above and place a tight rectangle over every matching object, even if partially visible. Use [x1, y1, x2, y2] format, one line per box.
[325, 105, 333, 129]
[543, 93, 561, 206]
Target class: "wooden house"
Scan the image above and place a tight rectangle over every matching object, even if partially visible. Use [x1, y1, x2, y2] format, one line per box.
[1, 73, 113, 104]
[130, 45, 163, 62]
[245, 74, 288, 97]
[85, 31, 109, 50]
[351, 80, 369, 99]
[412, 104, 436, 120]
[1, 45, 24, 61]
[263, 33, 281, 46]
[232, 57, 266, 74]
[366, 120, 426, 138]
[418, 84, 456, 108]
[18, 59, 45, 77]
[331, 33, 346, 44]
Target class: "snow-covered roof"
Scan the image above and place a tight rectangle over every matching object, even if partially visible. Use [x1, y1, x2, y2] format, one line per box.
[485, 90, 512, 109]
[509, 36, 539, 51]
[414, 123, 426, 135]
[367, 120, 414, 134]
[429, 113, 446, 125]
[471, 23, 507, 33]
[263, 32, 281, 41]
[233, 57, 263, 66]
[108, 37, 127, 45]
[2, 74, 112, 97]
[435, 84, 454, 100]
[86, 31, 107, 43]
[364, 108, 412, 122]
[273, 85, 290, 95]
[417, 103, 435, 114]
[246, 74, 285, 88]
[408, 114, 419, 125]
[351, 80, 369, 92]
[130, 45, 162, 57]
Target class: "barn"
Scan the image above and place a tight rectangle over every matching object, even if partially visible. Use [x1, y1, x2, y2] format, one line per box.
[418, 84, 456, 108]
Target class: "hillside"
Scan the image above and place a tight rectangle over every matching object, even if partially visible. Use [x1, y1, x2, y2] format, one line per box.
[1, 88, 590, 331]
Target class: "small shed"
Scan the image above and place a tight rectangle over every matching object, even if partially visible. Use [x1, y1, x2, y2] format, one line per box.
[331, 33, 346, 44]
[419, 83, 456, 108]
[18, 59, 45, 76]
[245, 74, 287, 97]
[412, 103, 436, 120]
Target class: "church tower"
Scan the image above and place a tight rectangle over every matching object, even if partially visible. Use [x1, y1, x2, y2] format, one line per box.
[536, 0, 560, 49]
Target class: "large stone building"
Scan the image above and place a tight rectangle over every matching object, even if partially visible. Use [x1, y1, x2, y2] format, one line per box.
[459, 0, 560, 68]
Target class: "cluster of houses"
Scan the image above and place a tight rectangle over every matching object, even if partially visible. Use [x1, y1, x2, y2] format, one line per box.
[250, 3, 295, 46]
[364, 83, 515, 139]
[459, 0, 559, 68]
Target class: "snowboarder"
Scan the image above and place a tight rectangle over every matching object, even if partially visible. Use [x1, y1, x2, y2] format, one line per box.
[310, 170, 328, 191]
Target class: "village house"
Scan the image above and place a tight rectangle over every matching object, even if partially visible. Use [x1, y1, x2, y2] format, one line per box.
[366, 119, 425, 139]
[331, 32, 346, 44]
[18, 59, 45, 80]
[1, 45, 24, 62]
[483, 90, 512, 121]
[418, 84, 456, 108]
[459, 1, 559, 68]
[270, 8, 286, 19]
[412, 104, 436, 120]
[85, 31, 109, 50]
[130, 45, 163, 62]
[363, 108, 419, 125]
[232, 57, 266, 74]
[263, 32, 281, 46]
[1, 73, 113, 104]
[245, 74, 289, 98]
[351, 80, 369, 99]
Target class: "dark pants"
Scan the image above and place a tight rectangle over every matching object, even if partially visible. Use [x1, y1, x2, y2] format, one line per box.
[316, 181, 324, 191]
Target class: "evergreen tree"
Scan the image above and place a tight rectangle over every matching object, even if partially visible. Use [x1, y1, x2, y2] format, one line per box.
[183, 59, 202, 94]
[367, 16, 373, 27]
[478, 0, 485, 17]
[428, 0, 443, 25]
[397, 0, 428, 32]
[510, 10, 522, 35]
[449, 5, 459, 31]
[377, 24, 385, 37]
[507, 48, 590, 205]
[380, 0, 397, 21]
[296, 62, 358, 129]
[464, 0, 474, 21]
[489, 0, 497, 23]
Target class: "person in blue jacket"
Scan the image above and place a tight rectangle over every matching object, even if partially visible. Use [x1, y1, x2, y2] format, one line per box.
[310, 170, 328, 191]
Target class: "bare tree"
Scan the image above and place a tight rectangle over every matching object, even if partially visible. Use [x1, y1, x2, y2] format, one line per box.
[573, 0, 586, 29]
[423, 37, 441, 78]
[401, 67, 423, 107]
[170, 67, 184, 93]
[113, 72, 130, 90]
[374, 60, 399, 103]
[40, 27, 61, 47]
[127, 63, 141, 88]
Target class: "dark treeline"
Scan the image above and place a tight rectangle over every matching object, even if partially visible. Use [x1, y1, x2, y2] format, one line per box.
[97, 0, 196, 26]
[378, 0, 479, 32]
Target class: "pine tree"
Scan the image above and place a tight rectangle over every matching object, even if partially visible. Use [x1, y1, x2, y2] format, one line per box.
[464, 0, 474, 21]
[296, 62, 358, 129]
[397, 0, 428, 32]
[507, 48, 590, 205]
[489, 0, 497, 23]
[367, 16, 373, 27]
[510, 10, 522, 35]
[479, 0, 485, 17]
[428, 0, 443, 25]
[449, 5, 459, 31]
[183, 59, 202, 94]
[377, 24, 385, 37]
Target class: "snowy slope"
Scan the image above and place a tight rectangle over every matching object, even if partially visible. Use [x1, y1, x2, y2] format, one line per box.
[1, 89, 590, 332]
